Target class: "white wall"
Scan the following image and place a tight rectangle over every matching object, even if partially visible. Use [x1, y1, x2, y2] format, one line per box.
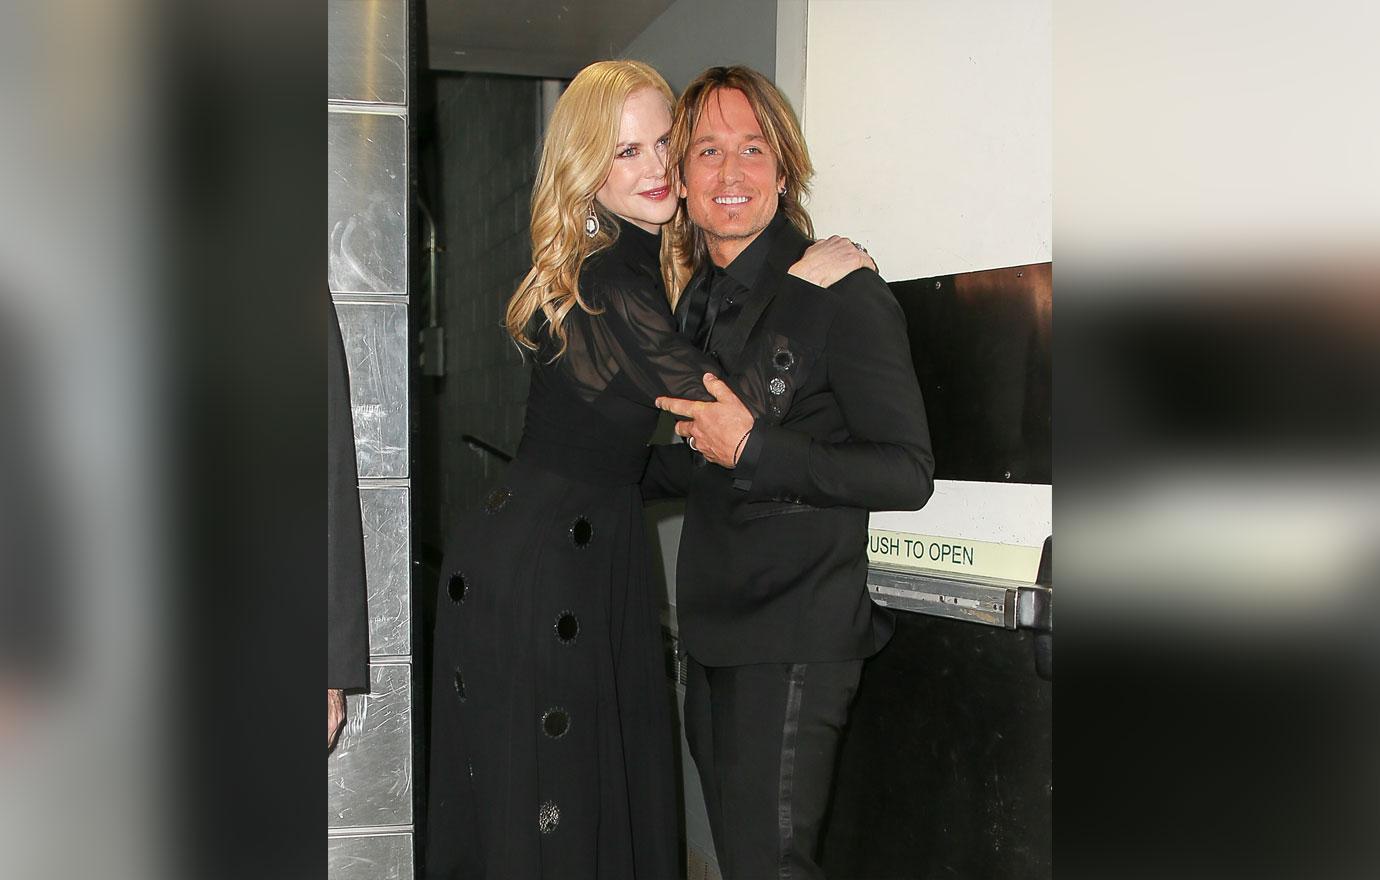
[803, 0, 1051, 281]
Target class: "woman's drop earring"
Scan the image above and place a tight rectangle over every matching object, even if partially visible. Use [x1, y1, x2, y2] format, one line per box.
[584, 205, 600, 238]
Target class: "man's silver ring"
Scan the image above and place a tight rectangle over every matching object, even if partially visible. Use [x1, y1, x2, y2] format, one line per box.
[687, 436, 698, 452]
[853, 241, 867, 253]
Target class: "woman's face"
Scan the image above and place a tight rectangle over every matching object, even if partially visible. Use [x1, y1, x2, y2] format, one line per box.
[595, 87, 674, 234]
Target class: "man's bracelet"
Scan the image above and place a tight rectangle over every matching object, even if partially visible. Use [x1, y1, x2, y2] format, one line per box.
[732, 428, 753, 467]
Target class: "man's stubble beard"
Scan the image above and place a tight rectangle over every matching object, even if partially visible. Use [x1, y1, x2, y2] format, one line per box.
[698, 216, 771, 262]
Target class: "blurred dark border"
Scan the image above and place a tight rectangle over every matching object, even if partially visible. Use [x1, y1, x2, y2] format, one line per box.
[159, 3, 328, 877]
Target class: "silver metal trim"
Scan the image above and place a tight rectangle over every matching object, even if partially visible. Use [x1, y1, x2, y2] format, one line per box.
[868, 567, 1018, 628]
[335, 301, 410, 479]
[332, 292, 409, 303]
[330, 663, 413, 827]
[868, 566, 1055, 631]
[328, 0, 408, 105]
[359, 478, 412, 489]
[328, 102, 409, 116]
[328, 826, 416, 838]
[328, 109, 409, 299]
[1016, 585, 1053, 632]
[327, 0, 411, 869]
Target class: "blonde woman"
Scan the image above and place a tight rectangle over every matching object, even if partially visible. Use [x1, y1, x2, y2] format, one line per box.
[425, 60, 864, 880]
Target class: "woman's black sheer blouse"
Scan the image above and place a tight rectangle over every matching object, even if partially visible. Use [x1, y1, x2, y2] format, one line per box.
[516, 220, 749, 485]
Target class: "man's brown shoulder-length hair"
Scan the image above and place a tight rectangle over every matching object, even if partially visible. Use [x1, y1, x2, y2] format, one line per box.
[664, 65, 816, 306]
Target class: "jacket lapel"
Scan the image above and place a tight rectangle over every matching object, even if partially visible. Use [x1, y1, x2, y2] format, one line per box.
[712, 221, 811, 369]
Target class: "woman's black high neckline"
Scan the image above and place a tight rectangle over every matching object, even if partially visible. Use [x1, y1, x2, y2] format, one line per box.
[610, 216, 661, 274]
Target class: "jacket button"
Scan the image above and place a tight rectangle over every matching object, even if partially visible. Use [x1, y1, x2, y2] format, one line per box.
[555, 612, 579, 645]
[569, 516, 594, 548]
[447, 572, 468, 603]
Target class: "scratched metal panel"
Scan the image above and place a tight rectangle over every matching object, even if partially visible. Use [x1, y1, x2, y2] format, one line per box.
[328, 663, 413, 827]
[329, 111, 407, 294]
[328, 832, 414, 880]
[329, 0, 408, 105]
[360, 486, 410, 655]
[335, 302, 409, 478]
[867, 567, 1014, 628]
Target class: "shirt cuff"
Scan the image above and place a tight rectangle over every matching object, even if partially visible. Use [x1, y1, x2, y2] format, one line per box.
[734, 422, 814, 500]
[730, 417, 769, 491]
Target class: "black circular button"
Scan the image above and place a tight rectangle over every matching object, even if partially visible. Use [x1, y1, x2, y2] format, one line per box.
[569, 517, 593, 548]
[555, 612, 579, 645]
[541, 707, 570, 739]
[447, 572, 468, 603]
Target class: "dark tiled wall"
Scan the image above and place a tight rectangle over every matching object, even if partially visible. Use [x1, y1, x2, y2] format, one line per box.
[417, 73, 538, 554]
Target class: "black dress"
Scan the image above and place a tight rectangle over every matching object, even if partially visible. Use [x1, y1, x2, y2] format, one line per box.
[426, 220, 748, 880]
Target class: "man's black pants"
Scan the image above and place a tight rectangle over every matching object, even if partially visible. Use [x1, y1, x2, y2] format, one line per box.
[684, 656, 864, 880]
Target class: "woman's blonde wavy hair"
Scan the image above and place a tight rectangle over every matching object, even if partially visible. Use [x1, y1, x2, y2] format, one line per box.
[505, 59, 676, 357]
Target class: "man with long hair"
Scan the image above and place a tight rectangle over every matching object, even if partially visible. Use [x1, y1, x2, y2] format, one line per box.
[648, 66, 935, 880]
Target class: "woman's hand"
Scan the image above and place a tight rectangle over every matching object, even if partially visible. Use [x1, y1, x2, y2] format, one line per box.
[787, 235, 877, 287]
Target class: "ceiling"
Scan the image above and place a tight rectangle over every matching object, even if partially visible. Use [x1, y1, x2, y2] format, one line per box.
[426, 0, 677, 78]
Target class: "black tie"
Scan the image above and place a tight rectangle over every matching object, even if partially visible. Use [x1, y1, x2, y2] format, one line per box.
[692, 268, 735, 352]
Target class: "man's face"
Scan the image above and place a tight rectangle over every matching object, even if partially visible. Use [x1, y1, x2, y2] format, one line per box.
[680, 87, 785, 266]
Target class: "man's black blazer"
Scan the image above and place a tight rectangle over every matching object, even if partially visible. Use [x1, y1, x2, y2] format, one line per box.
[328, 302, 369, 690]
[644, 216, 934, 667]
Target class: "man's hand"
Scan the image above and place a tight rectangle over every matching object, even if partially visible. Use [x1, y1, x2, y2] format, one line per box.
[656, 373, 754, 468]
[787, 235, 877, 287]
[328, 688, 347, 751]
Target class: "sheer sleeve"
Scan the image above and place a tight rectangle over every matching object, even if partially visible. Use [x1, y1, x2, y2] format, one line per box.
[560, 280, 761, 414]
